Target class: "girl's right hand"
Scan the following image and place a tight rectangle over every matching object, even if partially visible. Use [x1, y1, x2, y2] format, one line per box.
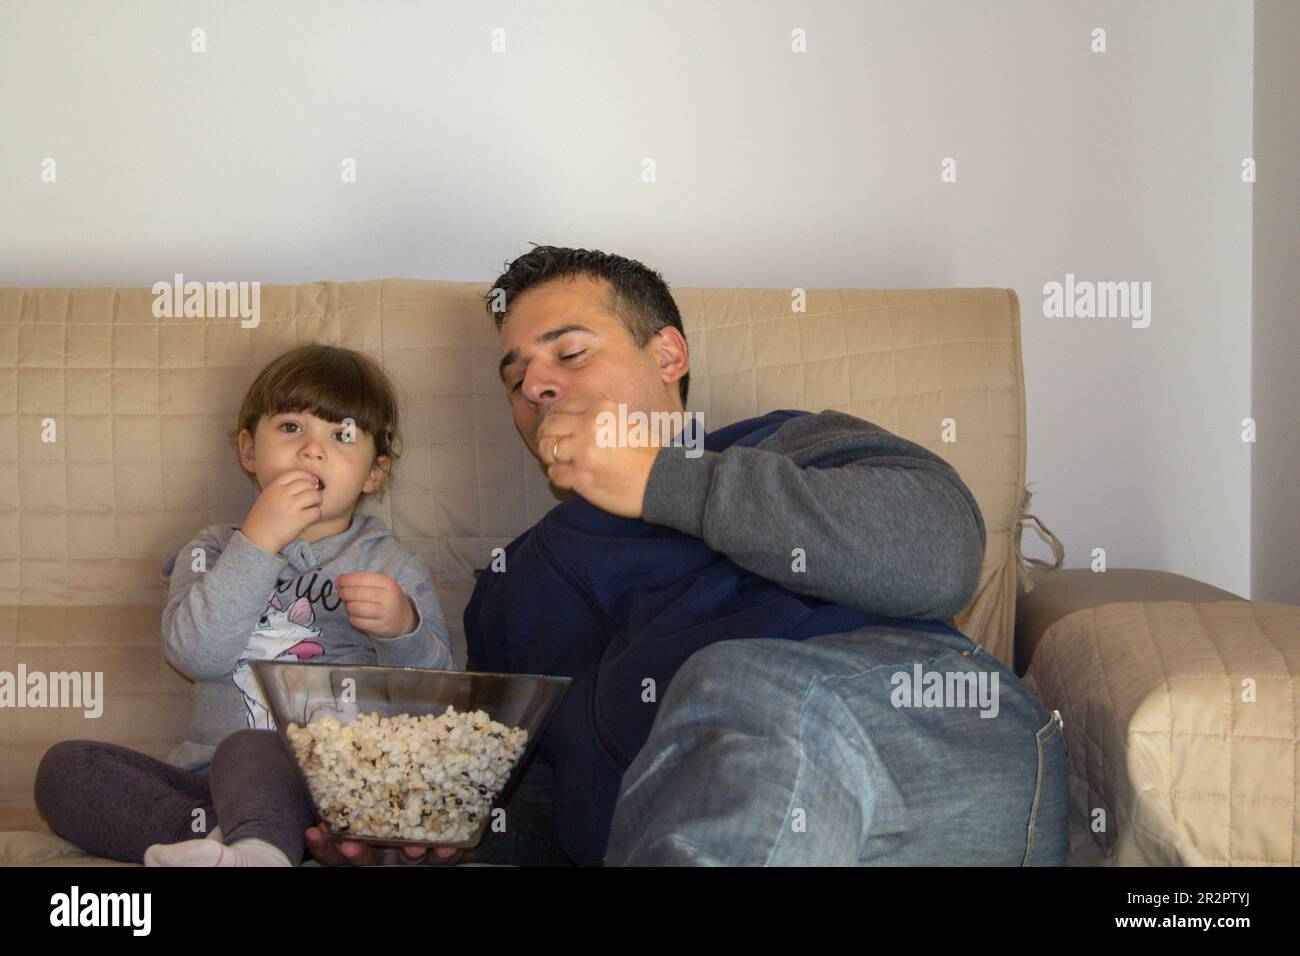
[240, 469, 325, 555]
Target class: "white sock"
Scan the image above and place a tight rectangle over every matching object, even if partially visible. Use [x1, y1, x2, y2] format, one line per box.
[144, 835, 292, 867]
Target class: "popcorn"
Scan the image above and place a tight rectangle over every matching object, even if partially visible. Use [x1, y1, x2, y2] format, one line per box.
[285, 705, 528, 844]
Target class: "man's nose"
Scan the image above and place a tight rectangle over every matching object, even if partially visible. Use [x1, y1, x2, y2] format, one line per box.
[523, 371, 563, 408]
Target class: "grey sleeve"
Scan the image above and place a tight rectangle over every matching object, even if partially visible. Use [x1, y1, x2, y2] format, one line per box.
[371, 553, 455, 670]
[161, 529, 290, 681]
[640, 411, 987, 620]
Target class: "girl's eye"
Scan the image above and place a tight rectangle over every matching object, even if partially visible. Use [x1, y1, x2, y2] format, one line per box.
[278, 422, 348, 441]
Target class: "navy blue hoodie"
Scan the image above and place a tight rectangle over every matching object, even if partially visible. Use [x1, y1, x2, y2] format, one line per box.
[465, 409, 985, 866]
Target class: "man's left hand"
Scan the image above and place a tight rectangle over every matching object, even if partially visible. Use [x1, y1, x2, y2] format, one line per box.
[305, 823, 470, 866]
[536, 396, 660, 519]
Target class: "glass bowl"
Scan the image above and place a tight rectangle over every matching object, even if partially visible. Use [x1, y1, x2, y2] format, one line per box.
[251, 660, 571, 851]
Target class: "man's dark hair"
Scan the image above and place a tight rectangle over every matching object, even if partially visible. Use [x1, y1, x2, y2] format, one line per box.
[484, 245, 689, 405]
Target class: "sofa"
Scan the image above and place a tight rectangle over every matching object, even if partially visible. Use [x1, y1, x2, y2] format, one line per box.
[0, 279, 1294, 866]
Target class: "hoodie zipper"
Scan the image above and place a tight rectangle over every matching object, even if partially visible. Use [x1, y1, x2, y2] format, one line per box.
[533, 523, 629, 767]
[533, 521, 618, 640]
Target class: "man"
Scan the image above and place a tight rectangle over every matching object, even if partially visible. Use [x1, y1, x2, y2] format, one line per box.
[308, 246, 1068, 866]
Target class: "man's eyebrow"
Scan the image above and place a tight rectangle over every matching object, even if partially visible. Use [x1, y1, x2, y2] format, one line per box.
[497, 323, 597, 381]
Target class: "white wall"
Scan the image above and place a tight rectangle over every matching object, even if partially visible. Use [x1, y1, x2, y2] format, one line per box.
[0, 1, 1265, 597]
[1251, 0, 1299, 604]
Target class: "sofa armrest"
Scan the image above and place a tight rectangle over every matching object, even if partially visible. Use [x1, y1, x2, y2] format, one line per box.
[1014, 568, 1245, 675]
[1022, 599, 1299, 866]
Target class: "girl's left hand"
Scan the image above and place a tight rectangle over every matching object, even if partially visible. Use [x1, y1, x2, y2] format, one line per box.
[335, 572, 418, 639]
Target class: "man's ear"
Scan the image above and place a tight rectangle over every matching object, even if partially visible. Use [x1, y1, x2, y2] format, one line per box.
[655, 327, 689, 392]
[364, 454, 392, 493]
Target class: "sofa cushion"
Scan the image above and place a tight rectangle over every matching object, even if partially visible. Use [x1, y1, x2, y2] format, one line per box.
[0, 605, 191, 828]
[0, 828, 137, 866]
[0, 281, 1027, 652]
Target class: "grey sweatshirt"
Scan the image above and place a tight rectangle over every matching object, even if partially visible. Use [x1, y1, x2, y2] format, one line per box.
[641, 409, 988, 619]
[159, 512, 453, 770]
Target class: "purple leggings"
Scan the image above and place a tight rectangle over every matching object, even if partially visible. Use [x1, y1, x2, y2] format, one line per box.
[33, 729, 313, 864]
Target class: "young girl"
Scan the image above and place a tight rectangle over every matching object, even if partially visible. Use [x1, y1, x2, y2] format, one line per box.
[34, 344, 454, 866]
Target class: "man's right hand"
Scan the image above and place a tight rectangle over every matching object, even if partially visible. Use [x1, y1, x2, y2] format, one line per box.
[240, 470, 325, 555]
[304, 823, 471, 866]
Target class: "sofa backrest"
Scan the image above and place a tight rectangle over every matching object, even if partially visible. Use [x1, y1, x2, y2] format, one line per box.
[0, 280, 1027, 664]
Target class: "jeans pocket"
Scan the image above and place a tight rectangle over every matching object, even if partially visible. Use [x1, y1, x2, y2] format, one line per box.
[1021, 708, 1065, 866]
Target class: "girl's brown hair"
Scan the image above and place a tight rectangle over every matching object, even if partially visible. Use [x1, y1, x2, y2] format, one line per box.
[229, 344, 403, 502]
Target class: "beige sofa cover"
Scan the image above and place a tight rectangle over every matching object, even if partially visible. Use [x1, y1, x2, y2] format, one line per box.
[0, 280, 1029, 855]
[1025, 600, 1300, 866]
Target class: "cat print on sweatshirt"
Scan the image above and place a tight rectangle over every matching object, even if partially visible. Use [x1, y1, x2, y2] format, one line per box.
[231, 592, 325, 730]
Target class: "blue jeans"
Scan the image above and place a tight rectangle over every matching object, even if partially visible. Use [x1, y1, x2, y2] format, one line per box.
[604, 625, 1068, 866]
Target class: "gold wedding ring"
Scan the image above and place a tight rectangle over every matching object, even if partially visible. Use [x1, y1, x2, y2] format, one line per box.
[552, 437, 561, 464]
